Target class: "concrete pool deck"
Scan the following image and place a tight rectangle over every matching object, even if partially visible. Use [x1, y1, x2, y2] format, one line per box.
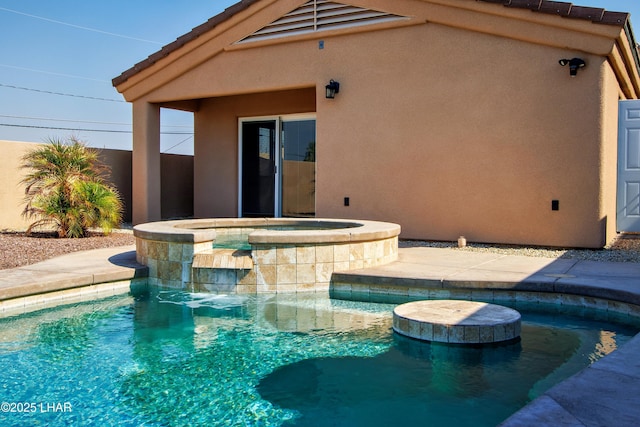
[0, 245, 639, 425]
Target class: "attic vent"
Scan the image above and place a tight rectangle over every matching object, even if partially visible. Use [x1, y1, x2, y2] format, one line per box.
[238, 0, 408, 43]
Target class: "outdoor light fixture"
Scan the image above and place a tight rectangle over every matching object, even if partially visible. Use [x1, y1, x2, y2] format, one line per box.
[325, 80, 340, 99]
[559, 58, 586, 77]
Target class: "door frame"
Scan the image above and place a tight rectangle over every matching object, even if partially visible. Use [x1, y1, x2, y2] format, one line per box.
[618, 100, 640, 232]
[238, 113, 316, 218]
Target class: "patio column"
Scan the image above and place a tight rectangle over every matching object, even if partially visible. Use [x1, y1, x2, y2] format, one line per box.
[132, 101, 161, 224]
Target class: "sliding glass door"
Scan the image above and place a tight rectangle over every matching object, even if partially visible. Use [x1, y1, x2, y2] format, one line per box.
[240, 115, 316, 217]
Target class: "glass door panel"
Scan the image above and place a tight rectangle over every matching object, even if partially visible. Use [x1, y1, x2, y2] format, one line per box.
[281, 120, 316, 217]
[241, 121, 276, 217]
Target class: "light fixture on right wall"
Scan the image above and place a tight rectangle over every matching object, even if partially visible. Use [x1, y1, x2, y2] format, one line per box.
[325, 80, 340, 99]
[559, 58, 586, 77]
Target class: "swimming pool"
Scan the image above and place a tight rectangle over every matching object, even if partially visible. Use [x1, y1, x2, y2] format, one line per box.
[0, 290, 638, 426]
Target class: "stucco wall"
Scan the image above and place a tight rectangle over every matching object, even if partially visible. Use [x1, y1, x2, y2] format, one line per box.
[179, 22, 614, 247]
[0, 140, 193, 230]
[0, 141, 37, 231]
[116, 0, 632, 248]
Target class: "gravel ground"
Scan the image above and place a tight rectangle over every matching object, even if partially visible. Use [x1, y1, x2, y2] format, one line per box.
[400, 235, 640, 263]
[1, 229, 639, 271]
[0, 230, 135, 270]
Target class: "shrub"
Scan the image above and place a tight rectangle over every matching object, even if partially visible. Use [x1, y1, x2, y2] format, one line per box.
[21, 137, 123, 238]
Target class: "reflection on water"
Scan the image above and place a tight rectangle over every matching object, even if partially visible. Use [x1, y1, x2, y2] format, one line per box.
[0, 289, 637, 427]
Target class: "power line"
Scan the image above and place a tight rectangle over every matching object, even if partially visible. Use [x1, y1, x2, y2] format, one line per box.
[164, 135, 194, 153]
[0, 123, 192, 135]
[0, 114, 192, 128]
[0, 83, 124, 102]
[0, 64, 110, 83]
[0, 6, 163, 45]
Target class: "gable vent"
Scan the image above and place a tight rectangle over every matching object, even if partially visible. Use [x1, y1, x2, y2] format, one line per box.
[238, 0, 408, 43]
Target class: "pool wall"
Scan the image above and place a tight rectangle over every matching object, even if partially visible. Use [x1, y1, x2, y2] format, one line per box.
[134, 218, 401, 293]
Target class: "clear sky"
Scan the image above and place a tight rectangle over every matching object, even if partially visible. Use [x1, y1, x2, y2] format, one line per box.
[1, 0, 639, 155]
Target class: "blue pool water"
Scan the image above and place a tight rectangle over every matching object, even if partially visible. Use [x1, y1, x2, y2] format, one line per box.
[0, 289, 638, 427]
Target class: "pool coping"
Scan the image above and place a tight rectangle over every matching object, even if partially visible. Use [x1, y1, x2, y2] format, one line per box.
[0, 244, 639, 425]
[0, 245, 148, 316]
[331, 247, 640, 427]
[132, 217, 402, 244]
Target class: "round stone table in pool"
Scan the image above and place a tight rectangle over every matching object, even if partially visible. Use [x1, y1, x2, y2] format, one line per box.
[393, 300, 521, 344]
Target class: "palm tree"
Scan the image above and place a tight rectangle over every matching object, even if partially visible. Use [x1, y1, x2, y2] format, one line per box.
[21, 136, 123, 238]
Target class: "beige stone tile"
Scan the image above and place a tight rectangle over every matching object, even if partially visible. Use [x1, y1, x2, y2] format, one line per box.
[383, 239, 394, 257]
[192, 253, 213, 268]
[408, 287, 431, 299]
[158, 261, 183, 282]
[363, 242, 375, 260]
[277, 246, 297, 264]
[243, 257, 254, 270]
[193, 268, 213, 285]
[334, 244, 350, 262]
[168, 243, 184, 262]
[193, 242, 213, 254]
[255, 248, 277, 265]
[432, 324, 447, 342]
[297, 264, 316, 284]
[297, 282, 318, 292]
[257, 283, 277, 293]
[350, 260, 364, 270]
[408, 319, 421, 338]
[316, 245, 334, 263]
[202, 284, 237, 294]
[350, 243, 364, 261]
[315, 263, 334, 283]
[449, 326, 465, 343]
[238, 269, 257, 286]
[465, 326, 480, 343]
[276, 284, 297, 294]
[494, 290, 517, 302]
[235, 284, 257, 294]
[493, 324, 507, 341]
[479, 326, 494, 343]
[136, 238, 147, 257]
[297, 246, 316, 264]
[146, 259, 158, 277]
[397, 316, 409, 332]
[420, 322, 433, 341]
[313, 283, 330, 292]
[334, 261, 350, 272]
[256, 265, 276, 286]
[181, 244, 195, 261]
[430, 289, 451, 299]
[148, 241, 169, 261]
[277, 264, 297, 285]
[471, 290, 495, 301]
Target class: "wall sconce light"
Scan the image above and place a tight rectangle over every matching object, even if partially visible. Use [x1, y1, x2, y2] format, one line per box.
[325, 80, 340, 99]
[559, 58, 586, 77]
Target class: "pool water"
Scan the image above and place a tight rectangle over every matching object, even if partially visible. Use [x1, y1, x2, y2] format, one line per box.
[0, 290, 639, 427]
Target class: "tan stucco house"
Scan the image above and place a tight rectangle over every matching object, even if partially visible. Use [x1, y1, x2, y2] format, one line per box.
[113, 0, 640, 248]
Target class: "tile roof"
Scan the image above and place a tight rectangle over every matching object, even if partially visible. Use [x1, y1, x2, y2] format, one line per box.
[480, 0, 628, 25]
[112, 0, 630, 87]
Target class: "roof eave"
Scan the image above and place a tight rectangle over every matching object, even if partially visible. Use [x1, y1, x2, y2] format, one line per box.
[112, 0, 260, 88]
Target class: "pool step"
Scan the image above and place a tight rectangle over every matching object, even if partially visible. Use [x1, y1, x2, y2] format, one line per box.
[192, 249, 253, 270]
